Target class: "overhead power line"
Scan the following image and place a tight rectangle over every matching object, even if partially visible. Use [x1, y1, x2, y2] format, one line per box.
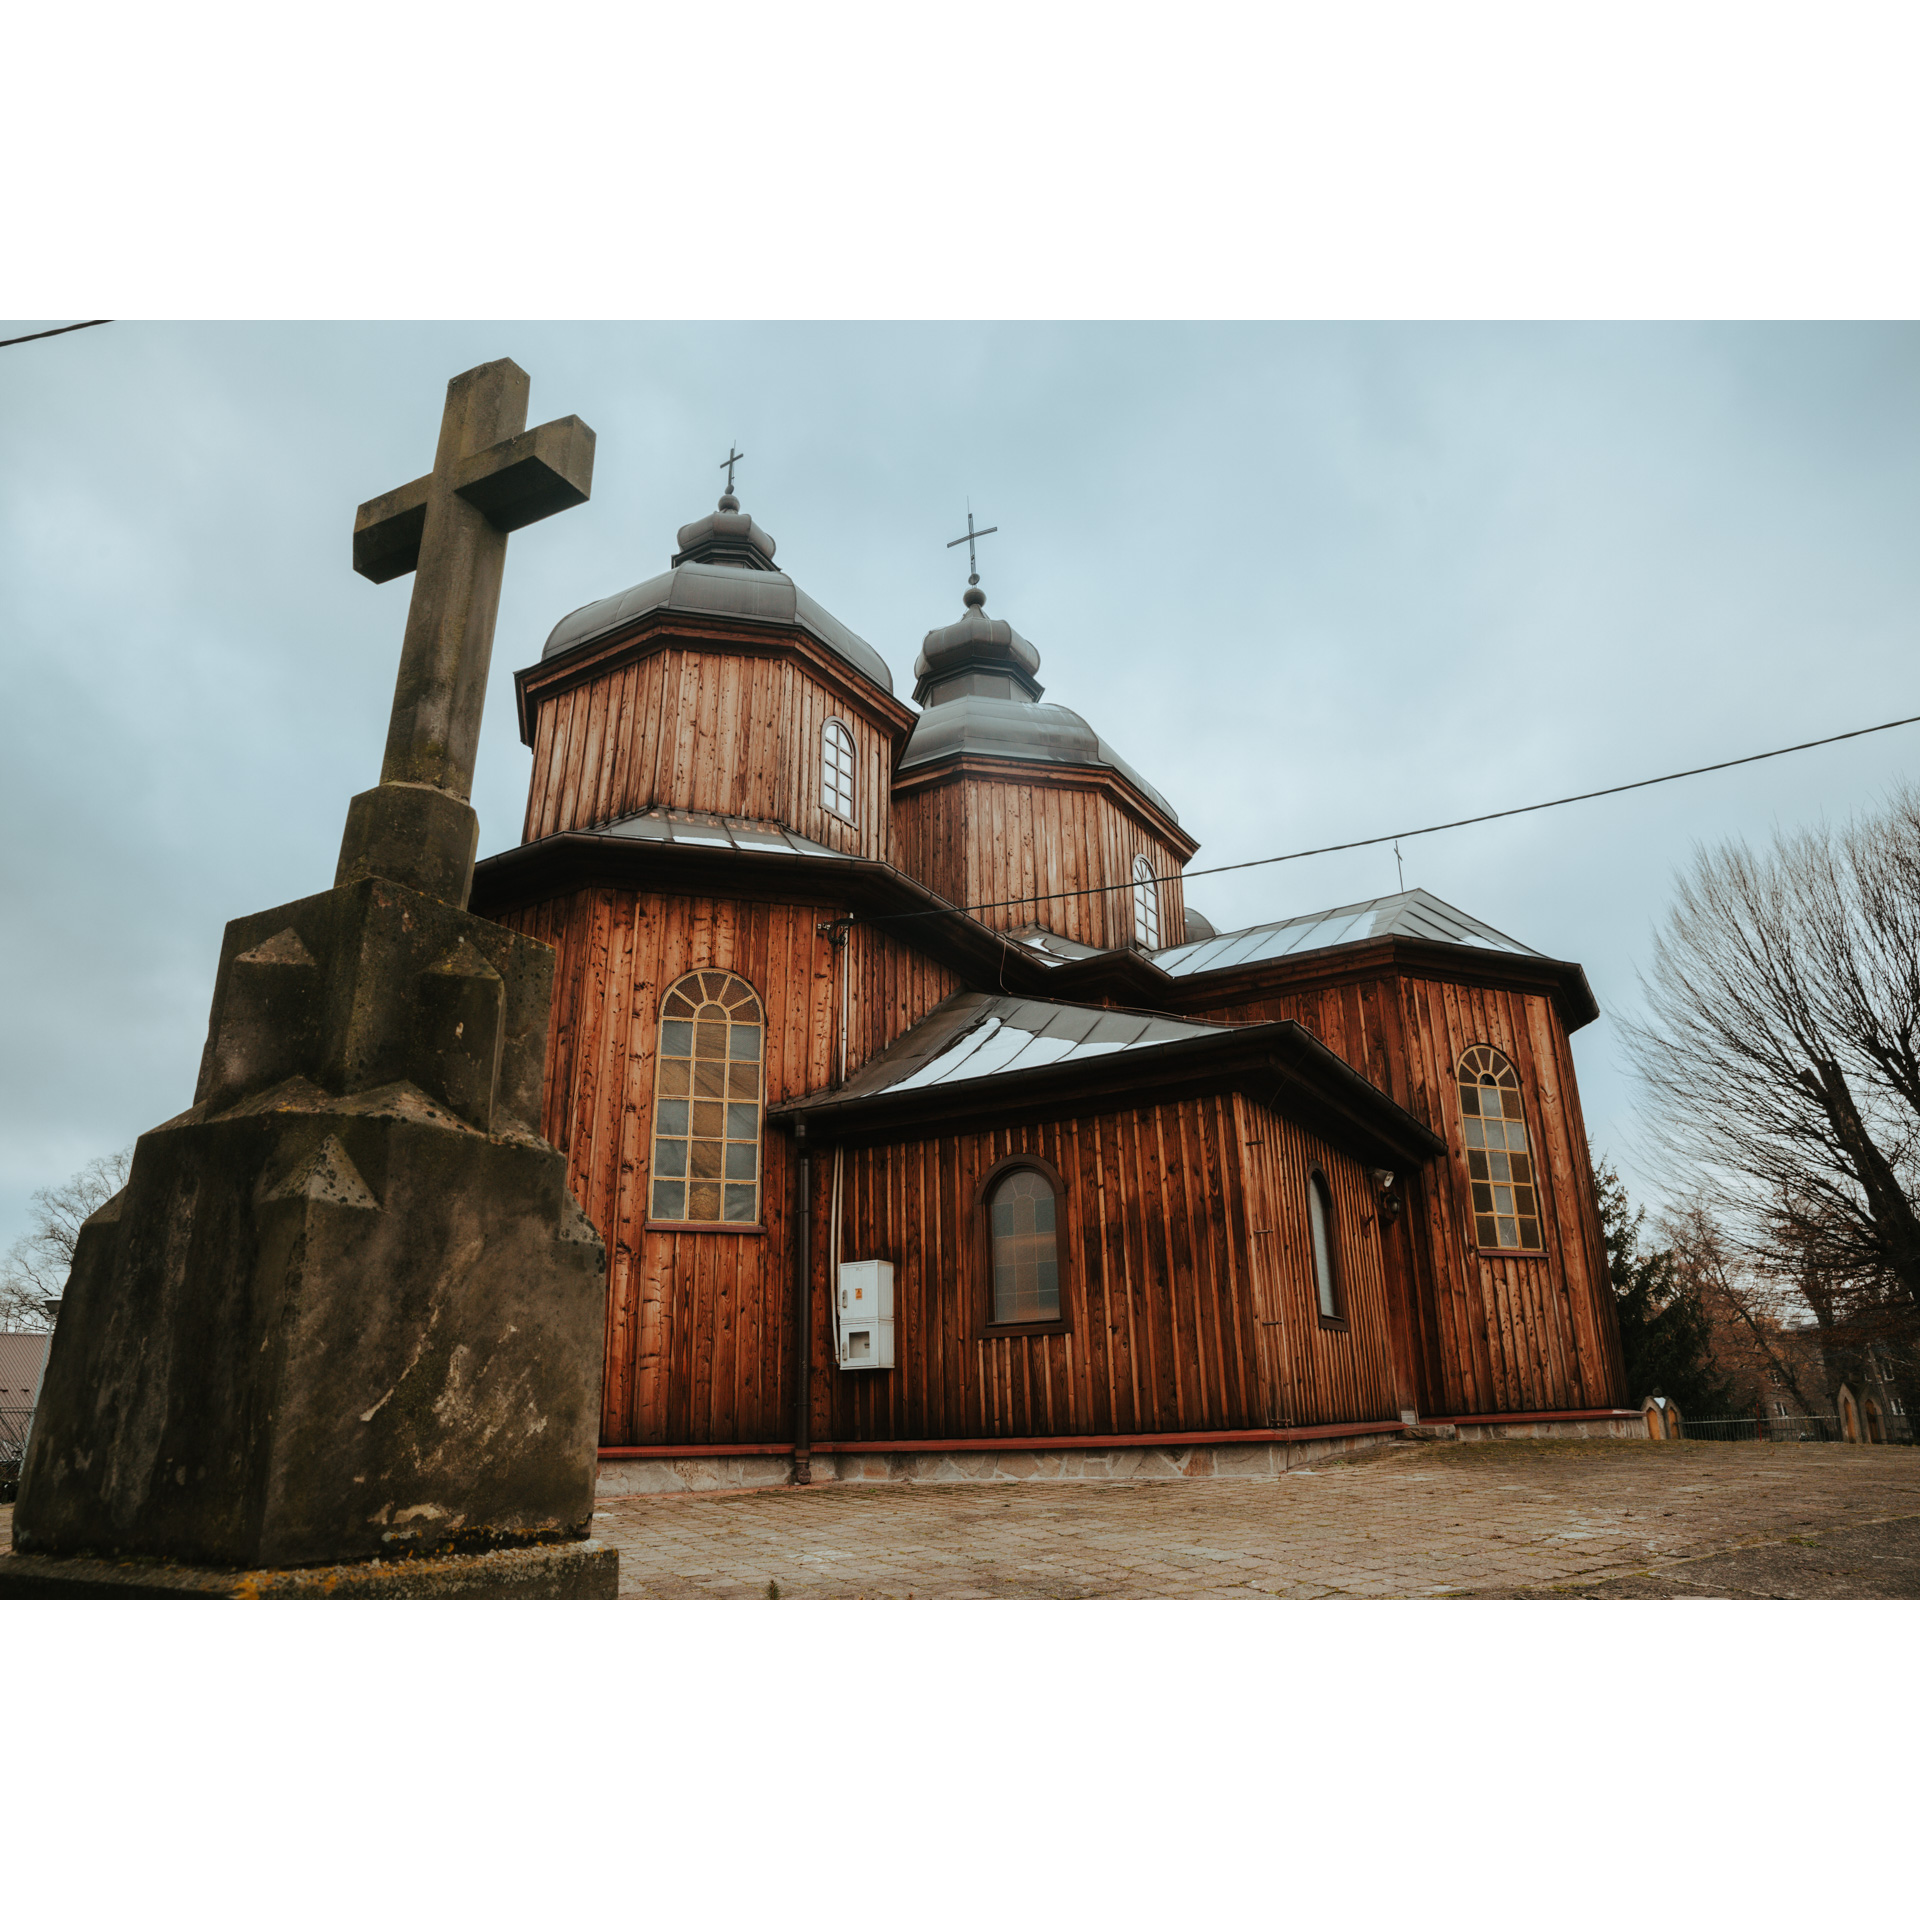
[0, 319, 113, 349]
[862, 709, 1920, 928]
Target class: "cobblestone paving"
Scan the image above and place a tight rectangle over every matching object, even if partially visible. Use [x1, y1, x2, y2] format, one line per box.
[585, 1441, 1920, 1599]
[8, 1441, 1916, 1597]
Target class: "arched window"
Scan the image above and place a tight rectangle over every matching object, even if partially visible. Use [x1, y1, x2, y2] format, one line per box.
[821, 718, 856, 822]
[650, 970, 764, 1224]
[1307, 1170, 1342, 1321]
[1456, 1045, 1541, 1251]
[1132, 855, 1161, 949]
[988, 1164, 1061, 1324]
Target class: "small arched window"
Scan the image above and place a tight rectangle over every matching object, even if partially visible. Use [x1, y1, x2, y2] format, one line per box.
[1307, 1171, 1342, 1321]
[821, 718, 856, 822]
[1132, 856, 1161, 949]
[650, 970, 764, 1224]
[988, 1165, 1061, 1324]
[1457, 1045, 1541, 1251]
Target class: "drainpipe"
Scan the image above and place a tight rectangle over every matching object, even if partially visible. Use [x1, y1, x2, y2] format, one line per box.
[793, 1119, 812, 1486]
[825, 917, 852, 1381]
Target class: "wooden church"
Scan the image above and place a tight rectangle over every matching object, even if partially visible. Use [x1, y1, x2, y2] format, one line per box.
[470, 480, 1634, 1484]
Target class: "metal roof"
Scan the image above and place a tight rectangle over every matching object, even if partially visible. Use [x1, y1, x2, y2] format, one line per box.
[540, 560, 895, 695]
[784, 991, 1239, 1107]
[912, 597, 1044, 703]
[0, 1331, 51, 1403]
[897, 696, 1179, 823]
[1151, 887, 1538, 978]
[1002, 923, 1106, 966]
[770, 989, 1446, 1166]
[583, 806, 844, 860]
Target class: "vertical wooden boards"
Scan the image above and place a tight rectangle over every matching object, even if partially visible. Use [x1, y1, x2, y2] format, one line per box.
[520, 642, 897, 861]
[493, 891, 980, 1446]
[1191, 964, 1620, 1418]
[813, 1097, 1384, 1445]
[892, 768, 1190, 943]
[841, 924, 965, 1080]
[497, 888, 832, 1445]
[1233, 1093, 1401, 1429]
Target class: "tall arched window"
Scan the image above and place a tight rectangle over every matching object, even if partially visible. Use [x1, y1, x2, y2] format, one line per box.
[1307, 1170, 1342, 1321]
[1456, 1045, 1541, 1251]
[988, 1164, 1061, 1324]
[1132, 856, 1161, 949]
[821, 718, 856, 822]
[650, 970, 764, 1224]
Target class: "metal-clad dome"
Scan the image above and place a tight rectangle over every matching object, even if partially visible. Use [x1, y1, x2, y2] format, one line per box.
[539, 492, 893, 695]
[912, 587, 1044, 705]
[899, 582, 1177, 823]
[671, 490, 778, 571]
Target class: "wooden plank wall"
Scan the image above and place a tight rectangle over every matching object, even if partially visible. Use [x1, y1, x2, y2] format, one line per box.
[817, 1098, 1388, 1443]
[1188, 970, 1622, 1416]
[1233, 1093, 1404, 1428]
[522, 646, 894, 862]
[892, 770, 1188, 947]
[494, 886, 962, 1446]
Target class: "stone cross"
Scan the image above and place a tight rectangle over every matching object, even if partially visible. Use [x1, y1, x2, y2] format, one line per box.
[338, 359, 594, 907]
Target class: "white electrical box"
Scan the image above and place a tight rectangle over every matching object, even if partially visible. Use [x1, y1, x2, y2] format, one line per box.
[837, 1259, 895, 1369]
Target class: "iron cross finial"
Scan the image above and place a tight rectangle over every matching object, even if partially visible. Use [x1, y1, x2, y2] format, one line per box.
[945, 505, 999, 585]
[720, 444, 744, 492]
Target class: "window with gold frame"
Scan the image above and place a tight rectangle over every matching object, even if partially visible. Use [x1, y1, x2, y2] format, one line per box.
[649, 971, 764, 1224]
[1456, 1045, 1541, 1251]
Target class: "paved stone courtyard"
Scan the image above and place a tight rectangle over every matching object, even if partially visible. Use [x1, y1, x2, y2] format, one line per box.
[589, 1439, 1920, 1598]
[7, 1440, 1918, 1596]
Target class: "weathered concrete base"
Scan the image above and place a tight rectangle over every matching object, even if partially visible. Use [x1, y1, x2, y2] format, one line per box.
[597, 1432, 1404, 1494]
[0, 1537, 618, 1600]
[1454, 1417, 1644, 1443]
[599, 1454, 798, 1495]
[12, 876, 608, 1571]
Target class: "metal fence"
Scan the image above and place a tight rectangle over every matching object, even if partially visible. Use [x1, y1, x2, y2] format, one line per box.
[0, 1408, 29, 1498]
[1682, 1414, 1915, 1445]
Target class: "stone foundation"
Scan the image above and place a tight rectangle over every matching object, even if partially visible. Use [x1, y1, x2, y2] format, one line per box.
[1453, 1417, 1644, 1443]
[597, 1431, 1406, 1494]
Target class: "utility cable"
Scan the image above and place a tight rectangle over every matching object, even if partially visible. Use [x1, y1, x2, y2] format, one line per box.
[0, 320, 113, 349]
[860, 709, 1920, 928]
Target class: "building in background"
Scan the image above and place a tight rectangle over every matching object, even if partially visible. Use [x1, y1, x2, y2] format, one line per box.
[0, 1331, 51, 1500]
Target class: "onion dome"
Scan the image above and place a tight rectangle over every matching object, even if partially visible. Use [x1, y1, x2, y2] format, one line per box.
[911, 583, 1045, 706]
[671, 488, 778, 571]
[897, 581, 1178, 823]
[540, 488, 893, 695]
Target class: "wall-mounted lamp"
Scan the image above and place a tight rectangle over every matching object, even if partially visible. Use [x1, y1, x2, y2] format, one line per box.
[1369, 1166, 1402, 1223]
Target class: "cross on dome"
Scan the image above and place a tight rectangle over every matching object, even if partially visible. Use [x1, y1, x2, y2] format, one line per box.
[946, 506, 998, 605]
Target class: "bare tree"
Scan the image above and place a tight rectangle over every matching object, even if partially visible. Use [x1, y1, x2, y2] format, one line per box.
[1663, 1196, 1821, 1415]
[1624, 787, 1920, 1331]
[0, 1149, 132, 1332]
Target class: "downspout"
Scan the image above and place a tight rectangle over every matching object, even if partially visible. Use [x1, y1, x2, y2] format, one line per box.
[793, 1118, 812, 1486]
[798, 919, 852, 1487]
[827, 919, 852, 1364]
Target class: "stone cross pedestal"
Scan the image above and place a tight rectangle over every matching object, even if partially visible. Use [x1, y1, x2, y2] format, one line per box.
[3, 361, 616, 1600]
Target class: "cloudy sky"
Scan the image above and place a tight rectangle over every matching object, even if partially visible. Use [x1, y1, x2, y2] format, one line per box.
[3, 320, 1917, 1246]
